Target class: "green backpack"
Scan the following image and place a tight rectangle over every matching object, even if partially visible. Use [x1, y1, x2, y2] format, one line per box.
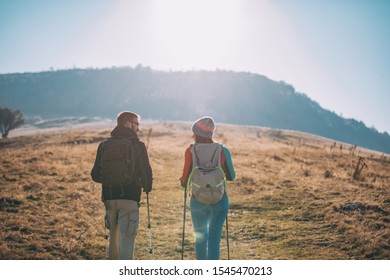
[100, 137, 135, 186]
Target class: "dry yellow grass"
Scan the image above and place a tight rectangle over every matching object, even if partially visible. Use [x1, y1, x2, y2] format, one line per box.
[1, 121, 389, 259]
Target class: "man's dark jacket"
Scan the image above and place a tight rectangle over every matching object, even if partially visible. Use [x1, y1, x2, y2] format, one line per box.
[91, 125, 153, 202]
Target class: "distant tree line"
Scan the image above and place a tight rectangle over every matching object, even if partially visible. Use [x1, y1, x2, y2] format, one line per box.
[0, 66, 389, 153]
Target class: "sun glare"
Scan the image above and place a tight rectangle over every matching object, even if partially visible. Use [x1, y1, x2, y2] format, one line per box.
[79, 0, 308, 79]
[85, 0, 263, 71]
[144, 0, 244, 70]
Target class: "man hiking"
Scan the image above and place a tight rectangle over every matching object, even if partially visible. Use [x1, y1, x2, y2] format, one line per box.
[91, 111, 153, 259]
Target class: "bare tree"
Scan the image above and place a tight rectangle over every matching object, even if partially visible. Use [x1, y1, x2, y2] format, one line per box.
[0, 107, 25, 138]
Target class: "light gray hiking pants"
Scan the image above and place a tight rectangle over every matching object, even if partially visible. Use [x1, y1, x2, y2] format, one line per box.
[105, 199, 140, 260]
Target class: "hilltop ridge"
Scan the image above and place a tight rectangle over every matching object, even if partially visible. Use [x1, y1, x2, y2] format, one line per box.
[1, 66, 389, 153]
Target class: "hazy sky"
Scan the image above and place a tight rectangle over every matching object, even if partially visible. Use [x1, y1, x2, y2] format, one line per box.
[1, 0, 389, 133]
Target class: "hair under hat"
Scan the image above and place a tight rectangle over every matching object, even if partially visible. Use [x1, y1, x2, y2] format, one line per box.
[191, 116, 216, 138]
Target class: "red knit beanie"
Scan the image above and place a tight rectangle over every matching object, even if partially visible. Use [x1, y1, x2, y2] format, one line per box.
[191, 116, 215, 138]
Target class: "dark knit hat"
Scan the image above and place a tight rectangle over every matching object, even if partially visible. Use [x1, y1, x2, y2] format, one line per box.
[191, 116, 215, 138]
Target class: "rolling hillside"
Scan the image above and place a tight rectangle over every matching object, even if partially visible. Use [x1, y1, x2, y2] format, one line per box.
[1, 66, 389, 153]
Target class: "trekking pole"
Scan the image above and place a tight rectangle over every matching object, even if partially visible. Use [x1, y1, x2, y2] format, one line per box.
[181, 185, 188, 260]
[103, 201, 110, 259]
[146, 192, 153, 259]
[226, 214, 230, 260]
[104, 229, 109, 259]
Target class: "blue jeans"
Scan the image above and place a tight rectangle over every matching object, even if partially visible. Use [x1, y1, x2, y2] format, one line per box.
[190, 195, 229, 260]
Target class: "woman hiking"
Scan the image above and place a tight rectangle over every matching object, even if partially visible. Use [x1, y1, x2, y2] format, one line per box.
[180, 116, 236, 260]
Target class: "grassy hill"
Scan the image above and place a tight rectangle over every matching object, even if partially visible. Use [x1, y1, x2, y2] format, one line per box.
[1, 121, 389, 259]
[1, 67, 390, 154]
